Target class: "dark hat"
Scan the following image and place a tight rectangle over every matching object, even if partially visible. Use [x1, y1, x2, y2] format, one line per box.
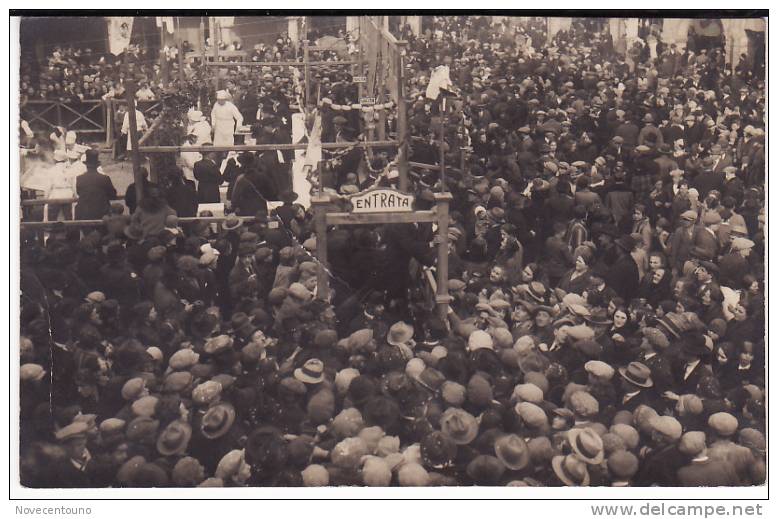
[85, 149, 100, 167]
[615, 234, 636, 251]
[466, 455, 505, 485]
[362, 396, 400, 430]
[420, 430, 458, 469]
[156, 420, 192, 456]
[200, 402, 236, 439]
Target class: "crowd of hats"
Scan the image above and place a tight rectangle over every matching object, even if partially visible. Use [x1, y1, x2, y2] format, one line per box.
[19, 16, 765, 488]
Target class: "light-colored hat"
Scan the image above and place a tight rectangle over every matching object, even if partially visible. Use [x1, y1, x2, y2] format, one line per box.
[708, 412, 738, 437]
[187, 110, 203, 123]
[294, 358, 325, 384]
[731, 237, 755, 252]
[216, 90, 230, 100]
[649, 415, 682, 441]
[20, 363, 46, 382]
[585, 360, 614, 380]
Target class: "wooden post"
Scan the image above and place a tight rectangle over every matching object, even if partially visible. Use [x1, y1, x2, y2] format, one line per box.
[434, 192, 453, 322]
[200, 17, 206, 60]
[311, 194, 330, 301]
[125, 80, 144, 204]
[303, 41, 311, 108]
[160, 24, 169, 87]
[396, 40, 408, 192]
[105, 100, 114, 148]
[439, 100, 447, 188]
[177, 17, 185, 84]
[376, 42, 386, 141]
[211, 17, 219, 91]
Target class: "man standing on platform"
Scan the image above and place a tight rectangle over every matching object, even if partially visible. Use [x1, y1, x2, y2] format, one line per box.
[211, 90, 243, 147]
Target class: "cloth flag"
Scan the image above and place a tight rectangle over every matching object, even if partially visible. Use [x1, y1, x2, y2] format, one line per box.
[156, 17, 175, 35]
[107, 17, 134, 56]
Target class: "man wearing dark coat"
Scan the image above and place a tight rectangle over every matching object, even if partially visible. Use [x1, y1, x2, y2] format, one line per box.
[605, 235, 640, 302]
[194, 150, 223, 203]
[75, 150, 117, 220]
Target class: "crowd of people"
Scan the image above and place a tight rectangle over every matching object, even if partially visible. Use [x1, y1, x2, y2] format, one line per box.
[19, 16, 765, 488]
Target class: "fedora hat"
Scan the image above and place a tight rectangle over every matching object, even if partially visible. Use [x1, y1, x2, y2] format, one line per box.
[494, 434, 531, 471]
[201, 402, 236, 439]
[526, 281, 548, 303]
[618, 362, 653, 388]
[230, 312, 257, 340]
[222, 214, 243, 231]
[552, 454, 590, 486]
[567, 427, 604, 464]
[157, 419, 192, 456]
[439, 408, 478, 445]
[386, 322, 414, 346]
[420, 430, 458, 469]
[294, 358, 325, 384]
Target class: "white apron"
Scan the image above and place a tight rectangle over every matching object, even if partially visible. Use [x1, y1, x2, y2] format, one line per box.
[211, 102, 243, 147]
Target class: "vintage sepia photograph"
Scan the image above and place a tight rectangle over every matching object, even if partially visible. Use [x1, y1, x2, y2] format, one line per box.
[12, 10, 767, 494]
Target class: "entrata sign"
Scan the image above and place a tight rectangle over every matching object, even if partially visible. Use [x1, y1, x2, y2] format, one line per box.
[349, 188, 414, 213]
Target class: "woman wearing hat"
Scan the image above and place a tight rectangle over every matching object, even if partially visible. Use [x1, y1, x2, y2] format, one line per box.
[558, 245, 594, 296]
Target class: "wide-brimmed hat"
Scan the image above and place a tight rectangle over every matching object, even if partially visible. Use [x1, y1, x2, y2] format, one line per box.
[386, 322, 414, 346]
[466, 455, 505, 485]
[526, 281, 548, 303]
[201, 402, 236, 439]
[230, 312, 257, 340]
[222, 214, 243, 231]
[439, 408, 478, 445]
[294, 358, 325, 384]
[552, 454, 590, 486]
[494, 434, 531, 471]
[420, 430, 458, 469]
[618, 362, 653, 388]
[568, 427, 604, 464]
[157, 419, 192, 456]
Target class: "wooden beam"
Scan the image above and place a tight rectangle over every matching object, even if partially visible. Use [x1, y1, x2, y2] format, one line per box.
[21, 216, 257, 229]
[138, 140, 398, 154]
[324, 210, 438, 226]
[203, 60, 358, 67]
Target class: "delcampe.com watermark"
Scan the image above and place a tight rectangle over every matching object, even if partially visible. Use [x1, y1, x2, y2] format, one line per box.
[591, 502, 764, 518]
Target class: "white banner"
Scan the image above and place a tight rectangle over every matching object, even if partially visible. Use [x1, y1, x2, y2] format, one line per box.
[155, 16, 175, 34]
[107, 16, 134, 56]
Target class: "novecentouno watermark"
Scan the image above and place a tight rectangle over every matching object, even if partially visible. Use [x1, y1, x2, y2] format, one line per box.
[15, 506, 92, 516]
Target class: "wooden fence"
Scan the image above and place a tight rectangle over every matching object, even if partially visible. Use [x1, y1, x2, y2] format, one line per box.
[20, 99, 164, 147]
